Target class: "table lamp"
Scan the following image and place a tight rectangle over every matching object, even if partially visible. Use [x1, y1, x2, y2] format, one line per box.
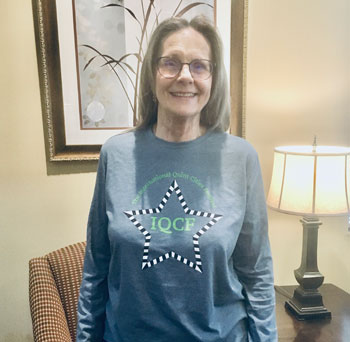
[267, 143, 350, 320]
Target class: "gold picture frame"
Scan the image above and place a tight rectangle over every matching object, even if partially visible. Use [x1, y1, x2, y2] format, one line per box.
[230, 0, 248, 138]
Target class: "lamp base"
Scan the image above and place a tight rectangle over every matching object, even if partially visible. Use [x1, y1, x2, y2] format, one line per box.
[285, 286, 331, 320]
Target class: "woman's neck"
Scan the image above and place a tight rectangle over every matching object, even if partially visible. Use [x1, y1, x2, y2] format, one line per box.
[153, 117, 206, 142]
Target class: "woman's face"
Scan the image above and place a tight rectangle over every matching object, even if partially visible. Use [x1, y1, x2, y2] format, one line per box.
[155, 27, 212, 123]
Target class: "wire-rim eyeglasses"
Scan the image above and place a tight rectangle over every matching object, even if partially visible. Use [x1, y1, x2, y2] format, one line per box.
[156, 57, 214, 80]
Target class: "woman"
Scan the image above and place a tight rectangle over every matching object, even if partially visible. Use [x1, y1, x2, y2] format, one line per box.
[77, 16, 277, 342]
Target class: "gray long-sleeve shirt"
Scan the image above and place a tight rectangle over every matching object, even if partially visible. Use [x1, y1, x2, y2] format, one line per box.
[77, 128, 277, 342]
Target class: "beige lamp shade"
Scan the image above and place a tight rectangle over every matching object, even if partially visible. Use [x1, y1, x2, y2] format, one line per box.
[267, 146, 350, 216]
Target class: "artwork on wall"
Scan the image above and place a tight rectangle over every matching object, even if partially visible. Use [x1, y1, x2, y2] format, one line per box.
[32, 0, 247, 161]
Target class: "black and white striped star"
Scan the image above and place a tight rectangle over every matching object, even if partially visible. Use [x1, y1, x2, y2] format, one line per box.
[124, 180, 222, 273]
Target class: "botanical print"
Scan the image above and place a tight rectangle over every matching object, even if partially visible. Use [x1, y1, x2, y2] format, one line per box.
[74, 0, 214, 130]
[75, 0, 129, 129]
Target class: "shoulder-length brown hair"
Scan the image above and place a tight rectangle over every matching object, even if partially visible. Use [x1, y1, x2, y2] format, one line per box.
[136, 16, 230, 132]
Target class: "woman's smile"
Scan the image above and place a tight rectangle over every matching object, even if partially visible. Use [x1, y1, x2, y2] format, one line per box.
[170, 92, 196, 97]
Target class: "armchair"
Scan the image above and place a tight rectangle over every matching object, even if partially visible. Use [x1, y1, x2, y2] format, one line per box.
[29, 242, 86, 342]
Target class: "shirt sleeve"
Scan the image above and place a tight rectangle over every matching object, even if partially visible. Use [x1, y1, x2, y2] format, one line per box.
[76, 147, 110, 342]
[232, 151, 278, 342]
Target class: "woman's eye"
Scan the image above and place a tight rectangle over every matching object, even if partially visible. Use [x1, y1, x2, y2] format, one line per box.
[192, 61, 206, 71]
[164, 59, 178, 68]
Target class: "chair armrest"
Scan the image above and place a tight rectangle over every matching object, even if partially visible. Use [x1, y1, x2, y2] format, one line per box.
[29, 257, 72, 342]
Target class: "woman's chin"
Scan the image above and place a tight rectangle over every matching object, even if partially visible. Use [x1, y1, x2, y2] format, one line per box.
[169, 110, 200, 120]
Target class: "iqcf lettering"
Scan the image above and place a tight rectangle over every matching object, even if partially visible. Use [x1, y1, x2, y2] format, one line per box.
[150, 216, 196, 234]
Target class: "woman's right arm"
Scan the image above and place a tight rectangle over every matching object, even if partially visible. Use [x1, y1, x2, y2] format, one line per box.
[76, 147, 110, 341]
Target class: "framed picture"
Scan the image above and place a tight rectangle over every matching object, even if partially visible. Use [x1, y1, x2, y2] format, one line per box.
[32, 0, 247, 161]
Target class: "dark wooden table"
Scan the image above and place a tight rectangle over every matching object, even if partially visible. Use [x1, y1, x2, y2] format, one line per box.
[275, 284, 350, 341]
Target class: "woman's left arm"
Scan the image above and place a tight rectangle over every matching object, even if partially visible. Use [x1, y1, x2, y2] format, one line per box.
[233, 151, 278, 342]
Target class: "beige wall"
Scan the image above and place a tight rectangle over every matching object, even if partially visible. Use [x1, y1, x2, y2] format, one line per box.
[0, 0, 349, 341]
[246, 0, 350, 291]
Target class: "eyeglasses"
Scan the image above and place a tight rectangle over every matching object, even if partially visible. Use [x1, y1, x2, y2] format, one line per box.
[157, 57, 214, 80]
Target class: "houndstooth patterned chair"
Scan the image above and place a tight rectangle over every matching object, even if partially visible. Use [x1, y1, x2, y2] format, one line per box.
[29, 242, 86, 342]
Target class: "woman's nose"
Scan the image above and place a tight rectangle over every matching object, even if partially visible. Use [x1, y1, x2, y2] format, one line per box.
[177, 64, 193, 80]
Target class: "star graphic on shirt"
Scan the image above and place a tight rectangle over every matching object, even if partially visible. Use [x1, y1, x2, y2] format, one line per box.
[124, 180, 223, 273]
